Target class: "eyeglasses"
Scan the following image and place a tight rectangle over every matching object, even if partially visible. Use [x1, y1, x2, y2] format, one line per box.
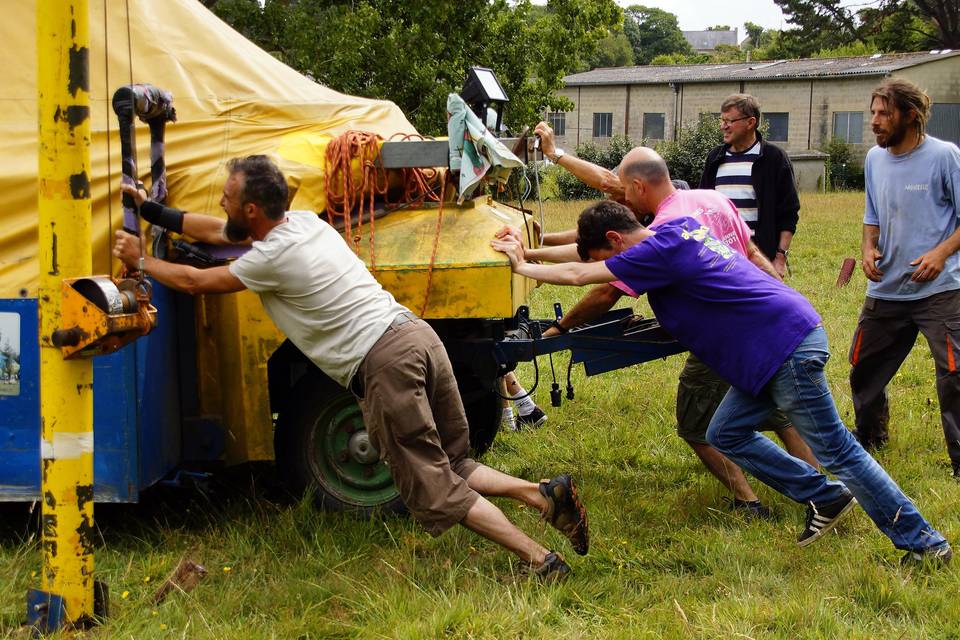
[719, 116, 752, 126]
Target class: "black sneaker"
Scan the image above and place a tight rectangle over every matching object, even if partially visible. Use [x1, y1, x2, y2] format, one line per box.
[901, 541, 953, 568]
[729, 498, 772, 520]
[531, 552, 571, 582]
[797, 492, 857, 547]
[539, 474, 589, 555]
[516, 406, 548, 430]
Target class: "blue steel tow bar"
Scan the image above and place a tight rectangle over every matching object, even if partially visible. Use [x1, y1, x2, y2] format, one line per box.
[493, 306, 686, 376]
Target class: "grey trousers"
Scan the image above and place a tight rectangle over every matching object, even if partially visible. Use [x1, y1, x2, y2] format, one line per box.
[848, 289, 960, 467]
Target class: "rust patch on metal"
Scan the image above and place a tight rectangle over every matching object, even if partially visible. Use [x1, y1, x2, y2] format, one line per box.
[49, 230, 59, 275]
[54, 105, 90, 130]
[69, 172, 90, 199]
[43, 490, 57, 509]
[76, 515, 96, 555]
[67, 45, 89, 97]
[76, 484, 94, 510]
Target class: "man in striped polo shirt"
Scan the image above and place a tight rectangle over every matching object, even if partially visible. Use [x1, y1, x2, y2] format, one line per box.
[700, 94, 800, 279]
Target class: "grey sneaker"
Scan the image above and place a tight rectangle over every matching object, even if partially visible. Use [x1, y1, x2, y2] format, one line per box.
[532, 552, 570, 582]
[797, 492, 857, 547]
[901, 541, 953, 568]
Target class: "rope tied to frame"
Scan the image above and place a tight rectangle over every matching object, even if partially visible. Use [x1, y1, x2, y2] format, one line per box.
[323, 130, 448, 316]
[323, 131, 389, 269]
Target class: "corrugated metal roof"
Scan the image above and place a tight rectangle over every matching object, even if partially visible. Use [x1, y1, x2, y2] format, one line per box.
[683, 30, 738, 51]
[564, 50, 960, 86]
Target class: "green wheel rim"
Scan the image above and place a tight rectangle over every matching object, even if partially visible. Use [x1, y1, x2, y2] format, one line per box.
[306, 392, 400, 508]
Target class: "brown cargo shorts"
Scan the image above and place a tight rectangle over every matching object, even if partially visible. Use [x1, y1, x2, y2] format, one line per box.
[353, 313, 480, 536]
[676, 353, 791, 444]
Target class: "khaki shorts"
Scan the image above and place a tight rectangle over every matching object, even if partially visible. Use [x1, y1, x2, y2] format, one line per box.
[354, 313, 480, 537]
[676, 353, 791, 444]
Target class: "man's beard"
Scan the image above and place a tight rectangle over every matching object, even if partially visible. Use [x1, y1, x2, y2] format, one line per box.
[875, 123, 907, 149]
[224, 217, 250, 242]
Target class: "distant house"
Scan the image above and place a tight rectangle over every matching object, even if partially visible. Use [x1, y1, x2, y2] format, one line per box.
[683, 29, 738, 53]
[547, 50, 960, 189]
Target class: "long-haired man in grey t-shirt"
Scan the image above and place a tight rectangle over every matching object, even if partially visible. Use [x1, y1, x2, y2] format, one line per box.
[850, 78, 960, 481]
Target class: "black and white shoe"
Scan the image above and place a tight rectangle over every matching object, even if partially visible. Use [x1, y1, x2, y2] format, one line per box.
[797, 492, 857, 547]
[516, 406, 548, 430]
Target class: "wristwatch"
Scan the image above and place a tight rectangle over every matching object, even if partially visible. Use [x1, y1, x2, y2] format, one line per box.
[548, 148, 565, 163]
[776, 247, 789, 258]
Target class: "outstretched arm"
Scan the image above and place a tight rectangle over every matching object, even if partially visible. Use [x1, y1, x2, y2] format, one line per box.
[491, 237, 615, 286]
[113, 230, 246, 295]
[534, 121, 625, 202]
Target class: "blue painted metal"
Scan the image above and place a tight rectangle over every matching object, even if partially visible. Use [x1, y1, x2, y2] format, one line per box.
[26, 588, 67, 633]
[0, 280, 193, 503]
[493, 308, 685, 375]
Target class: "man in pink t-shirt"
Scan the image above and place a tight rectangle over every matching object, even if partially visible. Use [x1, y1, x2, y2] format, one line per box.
[517, 146, 818, 518]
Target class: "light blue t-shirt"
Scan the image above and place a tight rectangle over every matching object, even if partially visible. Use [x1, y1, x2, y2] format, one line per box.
[864, 135, 960, 300]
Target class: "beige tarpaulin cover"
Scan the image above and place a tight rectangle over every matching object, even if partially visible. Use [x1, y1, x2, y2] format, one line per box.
[1, 0, 417, 297]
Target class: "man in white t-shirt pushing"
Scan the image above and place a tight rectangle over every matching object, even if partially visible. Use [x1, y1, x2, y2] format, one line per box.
[113, 155, 588, 580]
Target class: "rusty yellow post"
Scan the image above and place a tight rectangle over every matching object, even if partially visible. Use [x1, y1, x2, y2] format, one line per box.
[34, 0, 97, 628]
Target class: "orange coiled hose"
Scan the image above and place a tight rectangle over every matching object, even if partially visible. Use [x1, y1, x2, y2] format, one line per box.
[324, 130, 448, 316]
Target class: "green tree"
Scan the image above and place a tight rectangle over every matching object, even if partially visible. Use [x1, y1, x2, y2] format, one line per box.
[587, 27, 636, 69]
[211, 0, 622, 136]
[773, 0, 958, 56]
[624, 5, 694, 65]
[707, 25, 732, 31]
[655, 117, 723, 186]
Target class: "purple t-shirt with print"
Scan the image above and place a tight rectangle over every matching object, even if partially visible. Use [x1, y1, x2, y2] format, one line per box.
[605, 217, 821, 396]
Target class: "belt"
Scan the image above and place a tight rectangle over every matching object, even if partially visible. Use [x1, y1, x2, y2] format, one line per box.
[390, 311, 418, 328]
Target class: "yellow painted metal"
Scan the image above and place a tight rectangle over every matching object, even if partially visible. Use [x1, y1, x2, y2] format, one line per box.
[55, 279, 157, 359]
[354, 198, 538, 318]
[195, 290, 284, 464]
[36, 0, 96, 623]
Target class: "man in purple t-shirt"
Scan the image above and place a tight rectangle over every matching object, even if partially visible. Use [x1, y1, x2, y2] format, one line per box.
[509, 146, 817, 520]
[492, 200, 951, 565]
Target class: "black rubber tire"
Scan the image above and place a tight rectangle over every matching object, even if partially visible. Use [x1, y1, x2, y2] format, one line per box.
[274, 374, 405, 516]
[453, 366, 501, 458]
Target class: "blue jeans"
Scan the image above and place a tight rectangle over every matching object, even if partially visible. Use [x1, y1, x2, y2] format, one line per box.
[706, 327, 946, 551]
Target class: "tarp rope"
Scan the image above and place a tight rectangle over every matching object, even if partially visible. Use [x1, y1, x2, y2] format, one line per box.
[324, 130, 448, 316]
[324, 131, 389, 270]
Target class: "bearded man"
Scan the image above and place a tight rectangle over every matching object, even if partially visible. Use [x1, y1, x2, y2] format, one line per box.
[849, 78, 960, 480]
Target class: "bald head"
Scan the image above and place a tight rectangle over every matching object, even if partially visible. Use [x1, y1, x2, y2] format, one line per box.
[619, 147, 671, 186]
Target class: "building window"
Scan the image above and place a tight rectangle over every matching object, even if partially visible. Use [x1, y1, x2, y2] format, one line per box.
[547, 112, 566, 136]
[929, 103, 960, 145]
[764, 112, 789, 142]
[643, 113, 665, 140]
[832, 111, 864, 144]
[593, 112, 613, 138]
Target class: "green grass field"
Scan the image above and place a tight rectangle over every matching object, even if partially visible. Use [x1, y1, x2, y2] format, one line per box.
[2, 193, 958, 639]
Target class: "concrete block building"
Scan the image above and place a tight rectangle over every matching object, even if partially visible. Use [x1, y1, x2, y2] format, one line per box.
[548, 51, 960, 189]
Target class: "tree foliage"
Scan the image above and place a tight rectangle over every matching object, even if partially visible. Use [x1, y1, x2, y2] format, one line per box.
[623, 5, 693, 65]
[773, 0, 954, 56]
[654, 117, 722, 187]
[209, 0, 622, 136]
[587, 28, 635, 69]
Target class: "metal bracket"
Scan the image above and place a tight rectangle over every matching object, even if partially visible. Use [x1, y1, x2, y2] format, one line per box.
[26, 589, 66, 634]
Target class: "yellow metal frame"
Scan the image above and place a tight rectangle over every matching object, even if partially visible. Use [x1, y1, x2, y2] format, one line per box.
[34, 0, 98, 628]
[55, 278, 157, 359]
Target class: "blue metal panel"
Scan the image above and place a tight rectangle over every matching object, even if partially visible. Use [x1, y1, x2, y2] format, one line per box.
[0, 299, 42, 500]
[0, 282, 188, 503]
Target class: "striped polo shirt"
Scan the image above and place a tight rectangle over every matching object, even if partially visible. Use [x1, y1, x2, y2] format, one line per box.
[714, 140, 760, 235]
